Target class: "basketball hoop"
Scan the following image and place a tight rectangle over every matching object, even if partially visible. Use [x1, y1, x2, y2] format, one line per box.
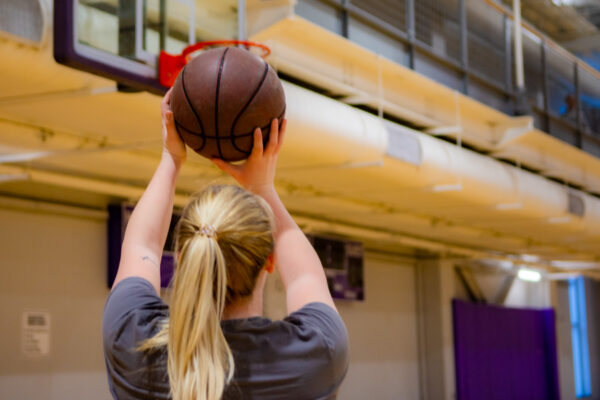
[159, 40, 271, 87]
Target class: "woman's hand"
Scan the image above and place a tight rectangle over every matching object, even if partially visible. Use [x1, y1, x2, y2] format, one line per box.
[161, 88, 186, 166]
[211, 118, 286, 195]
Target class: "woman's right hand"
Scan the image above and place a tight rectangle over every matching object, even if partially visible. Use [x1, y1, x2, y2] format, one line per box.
[211, 118, 286, 195]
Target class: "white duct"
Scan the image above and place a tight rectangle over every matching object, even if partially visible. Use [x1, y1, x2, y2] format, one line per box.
[282, 81, 600, 236]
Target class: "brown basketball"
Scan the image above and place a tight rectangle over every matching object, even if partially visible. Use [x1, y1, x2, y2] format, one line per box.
[170, 47, 286, 161]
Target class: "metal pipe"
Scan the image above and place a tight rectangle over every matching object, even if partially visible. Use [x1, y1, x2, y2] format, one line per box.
[238, 0, 246, 40]
[513, 0, 524, 90]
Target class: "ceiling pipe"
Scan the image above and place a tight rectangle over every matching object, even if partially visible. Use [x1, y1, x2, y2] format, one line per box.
[282, 81, 600, 244]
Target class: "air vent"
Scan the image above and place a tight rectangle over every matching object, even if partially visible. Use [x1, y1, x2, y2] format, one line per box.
[384, 121, 422, 165]
[0, 0, 45, 44]
[567, 192, 585, 217]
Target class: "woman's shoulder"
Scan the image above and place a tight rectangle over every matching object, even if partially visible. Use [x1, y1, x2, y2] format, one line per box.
[223, 303, 349, 399]
[102, 277, 170, 399]
[285, 303, 348, 348]
[103, 276, 168, 350]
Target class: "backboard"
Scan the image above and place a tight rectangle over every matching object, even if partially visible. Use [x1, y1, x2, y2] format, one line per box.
[54, 0, 243, 94]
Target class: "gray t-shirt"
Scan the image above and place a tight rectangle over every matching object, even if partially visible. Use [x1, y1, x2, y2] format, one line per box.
[103, 277, 349, 400]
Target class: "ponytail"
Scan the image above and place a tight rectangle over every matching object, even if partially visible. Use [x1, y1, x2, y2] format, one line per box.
[168, 234, 233, 400]
[140, 185, 274, 400]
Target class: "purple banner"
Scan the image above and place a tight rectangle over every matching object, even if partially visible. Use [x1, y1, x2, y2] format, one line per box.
[453, 299, 560, 400]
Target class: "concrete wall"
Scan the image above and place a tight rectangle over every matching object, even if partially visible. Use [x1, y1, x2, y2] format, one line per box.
[0, 204, 421, 400]
[334, 254, 420, 400]
[0, 206, 110, 400]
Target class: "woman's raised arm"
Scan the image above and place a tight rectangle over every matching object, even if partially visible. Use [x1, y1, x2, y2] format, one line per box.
[112, 89, 187, 294]
[211, 119, 336, 314]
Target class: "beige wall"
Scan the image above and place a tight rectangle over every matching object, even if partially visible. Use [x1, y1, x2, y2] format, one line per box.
[0, 206, 111, 400]
[0, 204, 421, 400]
[336, 254, 419, 400]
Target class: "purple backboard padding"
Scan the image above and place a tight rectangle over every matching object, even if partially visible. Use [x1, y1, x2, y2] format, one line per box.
[452, 299, 560, 400]
[160, 254, 175, 288]
[107, 204, 176, 289]
[331, 273, 363, 300]
[53, 0, 167, 94]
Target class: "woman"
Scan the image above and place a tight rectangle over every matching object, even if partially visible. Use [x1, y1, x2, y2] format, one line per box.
[102, 89, 349, 400]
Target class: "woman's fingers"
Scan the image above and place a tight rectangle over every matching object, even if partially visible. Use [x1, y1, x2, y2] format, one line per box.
[165, 111, 174, 127]
[276, 119, 287, 153]
[251, 127, 263, 158]
[161, 88, 173, 117]
[266, 118, 279, 154]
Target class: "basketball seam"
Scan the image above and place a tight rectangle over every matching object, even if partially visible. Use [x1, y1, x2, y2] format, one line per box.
[229, 62, 270, 155]
[239, 107, 287, 157]
[214, 48, 230, 160]
[180, 66, 207, 152]
[175, 119, 207, 153]
[175, 107, 286, 140]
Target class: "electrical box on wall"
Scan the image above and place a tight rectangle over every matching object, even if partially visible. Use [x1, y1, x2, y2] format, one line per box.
[307, 234, 365, 301]
[107, 203, 180, 289]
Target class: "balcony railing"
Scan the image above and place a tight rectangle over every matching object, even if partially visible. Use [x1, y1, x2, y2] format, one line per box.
[295, 0, 600, 157]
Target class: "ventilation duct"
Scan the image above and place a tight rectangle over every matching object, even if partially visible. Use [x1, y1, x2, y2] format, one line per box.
[0, 0, 46, 45]
[568, 192, 585, 217]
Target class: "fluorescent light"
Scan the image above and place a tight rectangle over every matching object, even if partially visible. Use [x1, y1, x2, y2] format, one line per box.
[495, 202, 523, 211]
[518, 268, 542, 282]
[551, 261, 600, 270]
[547, 216, 571, 224]
[521, 254, 540, 263]
[0, 173, 29, 183]
[432, 183, 462, 192]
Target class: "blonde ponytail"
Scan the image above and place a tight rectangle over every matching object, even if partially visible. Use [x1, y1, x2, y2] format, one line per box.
[141, 185, 274, 400]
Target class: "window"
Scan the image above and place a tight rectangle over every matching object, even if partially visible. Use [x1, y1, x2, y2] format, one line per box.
[569, 277, 592, 398]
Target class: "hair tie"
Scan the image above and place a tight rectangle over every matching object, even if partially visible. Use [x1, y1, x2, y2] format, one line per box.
[195, 225, 218, 239]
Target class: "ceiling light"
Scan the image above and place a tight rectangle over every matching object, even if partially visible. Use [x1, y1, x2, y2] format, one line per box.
[431, 183, 462, 192]
[547, 216, 571, 224]
[551, 261, 599, 270]
[495, 202, 523, 210]
[0, 173, 29, 183]
[518, 268, 542, 282]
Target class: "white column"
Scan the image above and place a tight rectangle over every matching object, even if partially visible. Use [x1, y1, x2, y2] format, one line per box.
[416, 258, 456, 400]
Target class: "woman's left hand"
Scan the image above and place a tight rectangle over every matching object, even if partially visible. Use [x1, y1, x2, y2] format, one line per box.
[161, 88, 186, 165]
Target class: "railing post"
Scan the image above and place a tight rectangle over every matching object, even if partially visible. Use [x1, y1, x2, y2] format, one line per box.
[341, 0, 349, 38]
[503, 15, 512, 91]
[541, 40, 550, 133]
[574, 62, 583, 148]
[406, 0, 415, 69]
[459, 0, 468, 94]
[503, 14, 514, 113]
[159, 0, 167, 51]
[238, 0, 246, 40]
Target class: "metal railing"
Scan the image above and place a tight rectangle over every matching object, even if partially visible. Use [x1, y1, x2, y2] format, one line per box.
[296, 0, 600, 155]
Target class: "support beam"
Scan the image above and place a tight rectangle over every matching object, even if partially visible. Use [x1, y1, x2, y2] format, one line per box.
[455, 265, 487, 303]
[492, 273, 517, 304]
[416, 258, 456, 400]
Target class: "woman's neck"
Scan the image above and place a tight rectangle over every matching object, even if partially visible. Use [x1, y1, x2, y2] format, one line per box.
[222, 293, 263, 320]
[222, 269, 268, 320]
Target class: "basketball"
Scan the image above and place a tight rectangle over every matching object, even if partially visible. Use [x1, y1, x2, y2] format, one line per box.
[169, 47, 286, 161]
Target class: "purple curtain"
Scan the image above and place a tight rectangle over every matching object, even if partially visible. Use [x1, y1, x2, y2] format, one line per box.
[453, 299, 560, 400]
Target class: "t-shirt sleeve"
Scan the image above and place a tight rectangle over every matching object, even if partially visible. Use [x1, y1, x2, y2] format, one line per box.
[285, 303, 350, 383]
[102, 277, 170, 399]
